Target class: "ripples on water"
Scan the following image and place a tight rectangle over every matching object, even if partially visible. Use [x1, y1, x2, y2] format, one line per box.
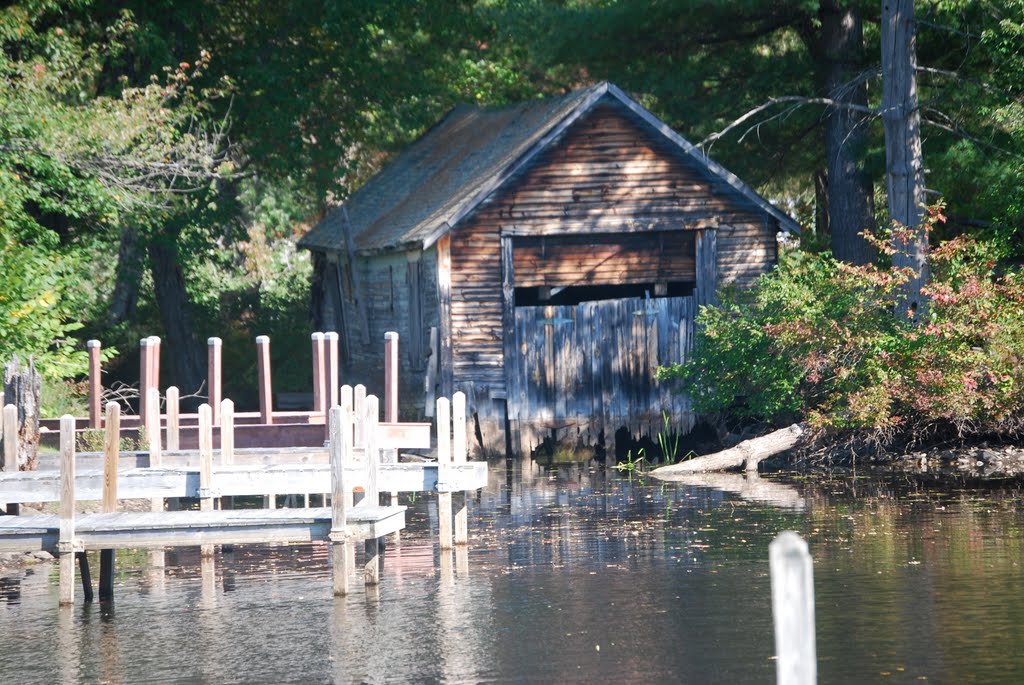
[2, 460, 1023, 683]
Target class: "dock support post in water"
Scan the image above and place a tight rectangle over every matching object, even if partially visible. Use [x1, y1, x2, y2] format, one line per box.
[99, 401, 120, 601]
[770, 531, 817, 685]
[198, 404, 215, 557]
[208, 337, 222, 425]
[363, 396, 381, 584]
[384, 332, 400, 531]
[256, 336, 274, 426]
[452, 392, 468, 545]
[87, 340, 102, 429]
[311, 332, 326, 415]
[436, 397, 453, 551]
[2, 403, 19, 514]
[58, 415, 78, 606]
[328, 405, 351, 596]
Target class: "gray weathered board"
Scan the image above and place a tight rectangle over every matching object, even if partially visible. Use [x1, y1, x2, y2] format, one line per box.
[511, 294, 695, 442]
[0, 462, 487, 503]
[0, 506, 405, 553]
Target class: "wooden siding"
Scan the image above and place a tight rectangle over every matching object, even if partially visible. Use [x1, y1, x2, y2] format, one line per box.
[449, 101, 778, 402]
[510, 296, 695, 453]
[512, 232, 695, 288]
[312, 248, 439, 417]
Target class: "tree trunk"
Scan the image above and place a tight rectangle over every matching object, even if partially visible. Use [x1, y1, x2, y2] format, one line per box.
[107, 227, 145, 325]
[3, 356, 41, 471]
[881, 0, 929, 318]
[650, 424, 805, 474]
[821, 0, 876, 265]
[149, 238, 206, 399]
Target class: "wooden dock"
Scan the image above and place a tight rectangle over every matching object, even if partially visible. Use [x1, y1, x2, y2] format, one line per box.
[0, 390, 485, 605]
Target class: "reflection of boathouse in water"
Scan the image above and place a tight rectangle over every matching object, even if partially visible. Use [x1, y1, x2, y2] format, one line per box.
[299, 82, 798, 457]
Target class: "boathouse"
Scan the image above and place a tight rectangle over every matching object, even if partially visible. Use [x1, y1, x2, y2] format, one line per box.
[298, 81, 798, 457]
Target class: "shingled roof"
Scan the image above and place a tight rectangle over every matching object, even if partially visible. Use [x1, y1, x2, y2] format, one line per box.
[299, 82, 798, 254]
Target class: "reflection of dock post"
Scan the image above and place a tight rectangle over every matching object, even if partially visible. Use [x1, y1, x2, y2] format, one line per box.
[329, 406, 351, 596]
[58, 415, 77, 605]
[770, 531, 817, 685]
[452, 392, 468, 545]
[99, 401, 120, 601]
[436, 397, 453, 550]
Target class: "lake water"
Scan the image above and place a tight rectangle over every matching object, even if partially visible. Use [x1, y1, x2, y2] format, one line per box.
[2, 459, 1023, 683]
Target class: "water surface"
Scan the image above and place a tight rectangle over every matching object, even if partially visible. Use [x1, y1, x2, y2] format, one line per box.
[2, 460, 1023, 683]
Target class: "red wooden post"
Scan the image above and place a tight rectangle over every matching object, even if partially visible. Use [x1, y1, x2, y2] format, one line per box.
[384, 331, 399, 423]
[208, 337, 222, 425]
[256, 336, 273, 425]
[311, 332, 326, 414]
[87, 340, 102, 429]
[139, 337, 150, 426]
[325, 331, 339, 408]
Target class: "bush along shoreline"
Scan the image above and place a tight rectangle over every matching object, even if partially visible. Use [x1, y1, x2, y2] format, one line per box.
[659, 207, 1024, 473]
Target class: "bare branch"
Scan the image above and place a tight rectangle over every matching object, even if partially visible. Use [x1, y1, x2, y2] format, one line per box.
[700, 96, 876, 149]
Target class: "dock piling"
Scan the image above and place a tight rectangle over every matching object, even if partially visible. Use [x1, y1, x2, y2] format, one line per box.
[166, 387, 180, 451]
[770, 531, 817, 685]
[99, 401, 120, 600]
[58, 415, 77, 605]
[329, 405, 351, 596]
[312, 332, 326, 414]
[436, 397, 453, 551]
[325, 332, 340, 409]
[87, 340, 102, 429]
[2, 404, 17, 514]
[208, 338, 222, 425]
[256, 336, 274, 426]
[453, 392, 468, 545]
[199, 404, 215, 557]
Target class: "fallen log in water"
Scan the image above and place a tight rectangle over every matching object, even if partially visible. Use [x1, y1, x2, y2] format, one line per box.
[651, 423, 805, 475]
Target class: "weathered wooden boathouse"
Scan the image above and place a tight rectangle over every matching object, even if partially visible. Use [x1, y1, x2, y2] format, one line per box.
[299, 81, 798, 457]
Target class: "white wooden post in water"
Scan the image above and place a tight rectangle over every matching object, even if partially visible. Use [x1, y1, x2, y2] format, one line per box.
[328, 405, 352, 596]
[770, 531, 817, 685]
[363, 395, 381, 585]
[87, 340, 102, 429]
[2, 404, 18, 514]
[99, 401, 120, 601]
[436, 397, 453, 551]
[165, 386, 180, 451]
[198, 404, 215, 557]
[341, 385, 355, 509]
[221, 399, 235, 465]
[58, 415, 77, 605]
[311, 332, 326, 415]
[208, 337, 222, 425]
[452, 391, 468, 545]
[256, 336, 273, 426]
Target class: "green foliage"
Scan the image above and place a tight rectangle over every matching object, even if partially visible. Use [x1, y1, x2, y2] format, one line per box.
[660, 217, 1024, 443]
